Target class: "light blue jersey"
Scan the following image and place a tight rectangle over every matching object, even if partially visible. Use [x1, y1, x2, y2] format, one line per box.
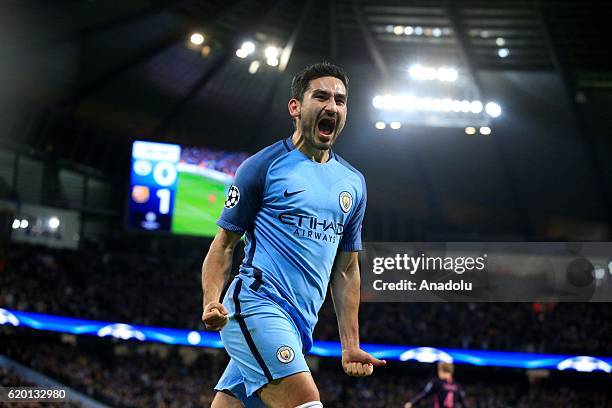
[215, 136, 366, 402]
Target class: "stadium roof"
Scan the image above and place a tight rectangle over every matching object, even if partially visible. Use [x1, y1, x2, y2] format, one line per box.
[2, 1, 612, 237]
[3, 0, 610, 164]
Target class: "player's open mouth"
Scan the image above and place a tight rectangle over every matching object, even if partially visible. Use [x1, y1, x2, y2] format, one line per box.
[317, 117, 336, 137]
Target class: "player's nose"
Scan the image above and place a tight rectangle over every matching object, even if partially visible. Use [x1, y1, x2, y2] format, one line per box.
[324, 100, 339, 115]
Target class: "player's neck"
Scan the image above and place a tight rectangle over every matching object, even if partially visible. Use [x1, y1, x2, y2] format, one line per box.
[291, 131, 330, 163]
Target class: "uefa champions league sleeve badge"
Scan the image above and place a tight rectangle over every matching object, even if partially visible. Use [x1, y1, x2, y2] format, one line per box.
[224, 185, 240, 208]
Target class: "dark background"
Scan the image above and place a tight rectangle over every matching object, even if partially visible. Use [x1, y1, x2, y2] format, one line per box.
[1, 2, 612, 407]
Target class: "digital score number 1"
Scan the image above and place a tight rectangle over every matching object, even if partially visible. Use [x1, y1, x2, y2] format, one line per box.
[153, 162, 177, 215]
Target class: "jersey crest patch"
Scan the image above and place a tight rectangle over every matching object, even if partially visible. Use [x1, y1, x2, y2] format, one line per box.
[276, 346, 295, 363]
[224, 185, 240, 208]
[339, 191, 353, 213]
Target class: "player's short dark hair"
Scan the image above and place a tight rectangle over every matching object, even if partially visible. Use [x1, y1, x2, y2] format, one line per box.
[291, 62, 349, 101]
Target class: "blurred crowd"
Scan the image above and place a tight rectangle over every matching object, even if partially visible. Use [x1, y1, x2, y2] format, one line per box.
[2, 243, 611, 356]
[2, 329, 611, 408]
[180, 147, 250, 177]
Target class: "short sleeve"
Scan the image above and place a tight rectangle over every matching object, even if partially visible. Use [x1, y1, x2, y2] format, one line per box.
[339, 178, 366, 252]
[216, 156, 266, 235]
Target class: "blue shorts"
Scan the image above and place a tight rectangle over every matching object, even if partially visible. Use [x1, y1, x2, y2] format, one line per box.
[215, 277, 310, 407]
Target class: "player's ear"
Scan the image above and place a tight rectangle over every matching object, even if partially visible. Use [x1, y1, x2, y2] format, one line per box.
[288, 98, 301, 119]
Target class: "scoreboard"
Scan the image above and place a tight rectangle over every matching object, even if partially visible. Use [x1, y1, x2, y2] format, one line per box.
[128, 141, 180, 233]
[127, 140, 248, 237]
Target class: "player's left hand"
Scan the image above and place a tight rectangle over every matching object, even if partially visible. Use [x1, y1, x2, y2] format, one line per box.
[341, 348, 386, 377]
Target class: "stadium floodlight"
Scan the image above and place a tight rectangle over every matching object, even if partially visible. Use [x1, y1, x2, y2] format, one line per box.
[385, 25, 394, 33]
[20, 219, 28, 229]
[414, 26, 423, 35]
[436, 67, 458, 82]
[372, 95, 383, 108]
[432, 27, 442, 37]
[190, 33, 204, 45]
[266, 58, 279, 67]
[48, 216, 60, 229]
[404, 26, 414, 35]
[485, 102, 502, 117]
[241, 41, 256, 55]
[479, 126, 491, 135]
[393, 25, 404, 35]
[12, 219, 20, 229]
[264, 46, 279, 60]
[594, 266, 605, 280]
[465, 126, 476, 135]
[372, 95, 502, 117]
[450, 100, 462, 112]
[409, 65, 437, 81]
[496, 37, 505, 46]
[470, 100, 483, 114]
[375, 121, 386, 130]
[440, 98, 453, 112]
[390, 121, 401, 129]
[236, 48, 248, 58]
[248, 60, 260, 74]
[498, 48, 510, 58]
[409, 65, 457, 82]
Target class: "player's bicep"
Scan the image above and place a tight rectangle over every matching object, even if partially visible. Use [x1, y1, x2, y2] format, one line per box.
[332, 251, 359, 274]
[216, 157, 264, 234]
[213, 227, 242, 251]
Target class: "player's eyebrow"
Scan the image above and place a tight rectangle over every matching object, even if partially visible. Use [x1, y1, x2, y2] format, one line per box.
[311, 89, 347, 101]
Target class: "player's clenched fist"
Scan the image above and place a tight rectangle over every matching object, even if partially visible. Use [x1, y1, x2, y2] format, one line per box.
[341, 348, 386, 377]
[202, 302, 229, 331]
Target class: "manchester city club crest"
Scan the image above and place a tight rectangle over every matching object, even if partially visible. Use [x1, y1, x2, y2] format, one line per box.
[339, 191, 353, 213]
[276, 346, 295, 363]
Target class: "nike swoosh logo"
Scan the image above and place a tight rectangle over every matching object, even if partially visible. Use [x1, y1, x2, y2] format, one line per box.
[284, 189, 305, 197]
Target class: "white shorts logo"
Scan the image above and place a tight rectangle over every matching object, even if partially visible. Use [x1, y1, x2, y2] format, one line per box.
[339, 191, 353, 213]
[276, 346, 295, 364]
[224, 185, 240, 208]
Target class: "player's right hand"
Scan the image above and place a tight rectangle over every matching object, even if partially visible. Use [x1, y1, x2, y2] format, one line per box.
[404, 403, 412, 408]
[202, 302, 229, 331]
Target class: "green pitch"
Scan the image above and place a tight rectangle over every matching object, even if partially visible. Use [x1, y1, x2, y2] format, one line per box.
[171, 171, 228, 237]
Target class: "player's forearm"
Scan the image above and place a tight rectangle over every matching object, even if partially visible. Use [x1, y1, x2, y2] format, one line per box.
[202, 239, 235, 305]
[330, 257, 361, 349]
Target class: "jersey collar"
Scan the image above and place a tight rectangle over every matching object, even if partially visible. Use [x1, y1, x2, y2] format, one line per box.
[285, 136, 335, 161]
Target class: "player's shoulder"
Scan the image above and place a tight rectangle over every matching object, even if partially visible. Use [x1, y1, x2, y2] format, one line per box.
[238, 138, 293, 174]
[334, 152, 363, 177]
[333, 152, 366, 189]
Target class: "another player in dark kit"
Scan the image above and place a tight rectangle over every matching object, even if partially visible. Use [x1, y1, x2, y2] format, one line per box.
[404, 362, 468, 408]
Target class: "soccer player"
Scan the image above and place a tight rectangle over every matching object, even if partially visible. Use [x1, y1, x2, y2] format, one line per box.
[404, 362, 468, 408]
[201, 62, 385, 408]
